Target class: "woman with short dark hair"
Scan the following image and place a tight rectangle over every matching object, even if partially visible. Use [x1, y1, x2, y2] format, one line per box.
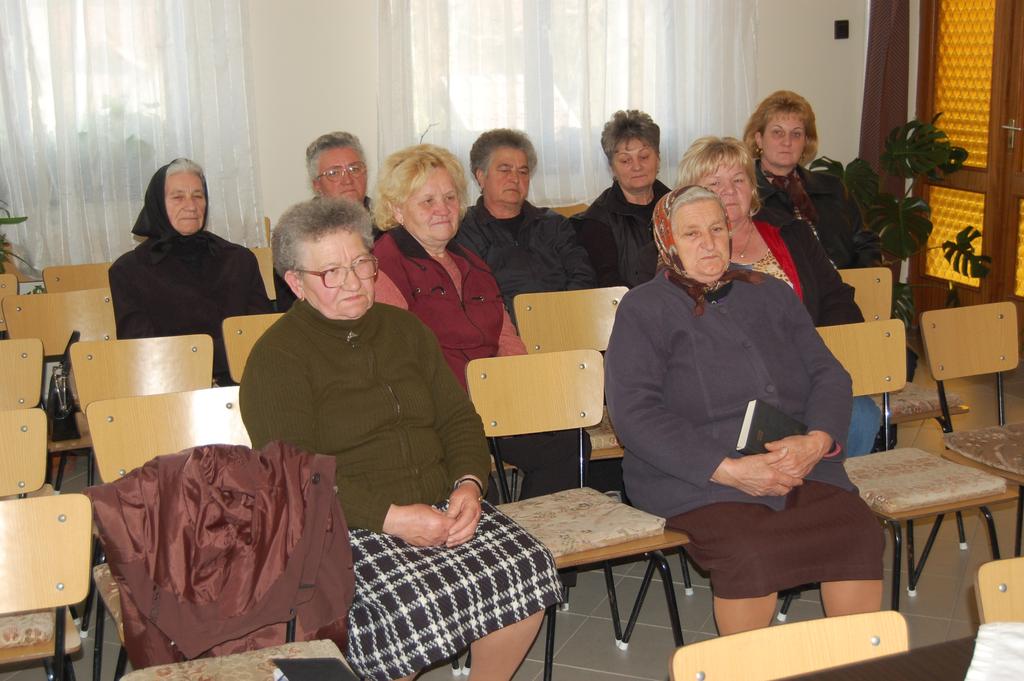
[574, 109, 670, 287]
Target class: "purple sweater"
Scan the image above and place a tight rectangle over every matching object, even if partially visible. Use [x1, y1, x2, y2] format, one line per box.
[605, 272, 854, 519]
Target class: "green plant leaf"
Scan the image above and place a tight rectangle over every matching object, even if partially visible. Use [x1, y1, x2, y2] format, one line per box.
[0, 216, 28, 225]
[809, 156, 879, 226]
[892, 281, 915, 328]
[880, 117, 958, 180]
[941, 226, 991, 278]
[867, 194, 932, 258]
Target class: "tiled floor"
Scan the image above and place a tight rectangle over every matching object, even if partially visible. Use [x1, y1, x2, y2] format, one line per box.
[3, 364, 1021, 681]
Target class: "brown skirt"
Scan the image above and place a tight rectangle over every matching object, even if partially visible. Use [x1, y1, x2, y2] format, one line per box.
[666, 480, 883, 599]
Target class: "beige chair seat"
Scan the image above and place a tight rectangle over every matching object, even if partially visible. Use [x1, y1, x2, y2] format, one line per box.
[93, 563, 124, 640]
[871, 382, 966, 422]
[945, 423, 1024, 476]
[121, 639, 346, 680]
[586, 407, 619, 451]
[498, 487, 665, 558]
[0, 609, 80, 658]
[845, 447, 1008, 514]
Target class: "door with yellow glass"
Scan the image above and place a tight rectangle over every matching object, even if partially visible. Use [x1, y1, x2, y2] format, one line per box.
[914, 0, 1024, 314]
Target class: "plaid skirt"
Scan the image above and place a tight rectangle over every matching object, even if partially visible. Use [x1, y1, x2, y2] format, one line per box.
[346, 503, 562, 680]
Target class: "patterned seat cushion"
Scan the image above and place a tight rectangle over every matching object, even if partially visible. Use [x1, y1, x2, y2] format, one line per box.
[845, 447, 1008, 514]
[586, 407, 619, 451]
[945, 423, 1024, 476]
[93, 562, 124, 640]
[121, 639, 345, 680]
[497, 487, 664, 558]
[871, 383, 965, 418]
[0, 610, 52, 649]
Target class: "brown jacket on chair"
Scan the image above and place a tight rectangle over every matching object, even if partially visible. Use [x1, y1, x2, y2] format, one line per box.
[85, 441, 354, 669]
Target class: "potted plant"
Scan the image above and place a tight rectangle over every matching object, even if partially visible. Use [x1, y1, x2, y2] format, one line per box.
[809, 115, 991, 327]
[0, 199, 30, 276]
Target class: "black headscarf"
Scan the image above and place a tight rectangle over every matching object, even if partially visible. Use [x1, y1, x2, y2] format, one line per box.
[132, 159, 217, 264]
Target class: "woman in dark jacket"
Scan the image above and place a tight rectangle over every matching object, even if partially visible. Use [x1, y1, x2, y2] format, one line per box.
[108, 158, 272, 384]
[573, 110, 670, 287]
[675, 137, 879, 456]
[605, 185, 882, 635]
[743, 90, 881, 269]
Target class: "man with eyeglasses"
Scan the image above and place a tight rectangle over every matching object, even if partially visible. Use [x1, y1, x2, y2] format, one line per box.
[278, 131, 376, 311]
[456, 128, 595, 325]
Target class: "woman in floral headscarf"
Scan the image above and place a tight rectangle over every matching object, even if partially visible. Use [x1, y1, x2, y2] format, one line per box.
[604, 184, 883, 636]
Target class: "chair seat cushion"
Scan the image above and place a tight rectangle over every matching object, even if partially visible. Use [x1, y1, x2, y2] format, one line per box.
[93, 563, 124, 640]
[0, 610, 52, 649]
[871, 383, 964, 417]
[586, 407, 619, 450]
[497, 487, 664, 558]
[120, 639, 345, 680]
[844, 447, 1007, 514]
[945, 423, 1024, 476]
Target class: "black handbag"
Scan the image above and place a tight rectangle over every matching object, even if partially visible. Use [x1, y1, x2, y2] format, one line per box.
[46, 330, 81, 441]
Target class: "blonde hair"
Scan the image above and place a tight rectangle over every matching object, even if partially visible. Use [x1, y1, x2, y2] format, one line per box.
[742, 90, 819, 164]
[373, 144, 469, 231]
[676, 136, 762, 214]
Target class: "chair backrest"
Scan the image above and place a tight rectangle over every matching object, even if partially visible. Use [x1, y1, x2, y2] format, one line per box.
[0, 271, 18, 332]
[0, 337, 43, 409]
[817, 319, 907, 397]
[921, 301, 1019, 381]
[222, 312, 284, 383]
[87, 385, 250, 482]
[70, 334, 214, 410]
[42, 262, 112, 293]
[513, 287, 628, 353]
[838, 267, 892, 322]
[466, 349, 604, 437]
[975, 556, 1024, 623]
[250, 247, 276, 301]
[0, 407, 47, 497]
[0, 493, 93, 614]
[2, 287, 116, 356]
[551, 202, 588, 218]
[669, 610, 909, 681]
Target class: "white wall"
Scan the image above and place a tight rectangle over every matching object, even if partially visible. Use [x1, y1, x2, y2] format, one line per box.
[755, 0, 870, 164]
[248, 0, 380, 230]
[248, 0, 888, 221]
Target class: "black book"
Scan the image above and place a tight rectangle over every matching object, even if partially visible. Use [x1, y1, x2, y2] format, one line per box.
[735, 399, 807, 455]
[272, 657, 359, 681]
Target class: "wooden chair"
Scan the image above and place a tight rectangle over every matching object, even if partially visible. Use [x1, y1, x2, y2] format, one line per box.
[513, 286, 627, 354]
[920, 302, 1024, 556]
[70, 334, 214, 411]
[0, 493, 93, 681]
[0, 271, 18, 334]
[222, 312, 283, 383]
[825, 320, 1015, 610]
[2, 287, 116, 357]
[0, 408, 48, 498]
[86, 385, 251, 680]
[550, 202, 588, 218]
[837, 266, 892, 322]
[0, 337, 43, 410]
[669, 610, 909, 681]
[42, 262, 112, 293]
[249, 247, 276, 301]
[513, 287, 629, 462]
[975, 556, 1024, 623]
[467, 350, 689, 680]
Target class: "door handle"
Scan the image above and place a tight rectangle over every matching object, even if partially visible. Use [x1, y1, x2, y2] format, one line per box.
[1003, 119, 1022, 150]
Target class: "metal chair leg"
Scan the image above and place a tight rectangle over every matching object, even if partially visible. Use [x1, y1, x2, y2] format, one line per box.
[979, 505, 1001, 560]
[777, 590, 798, 622]
[92, 596, 106, 681]
[887, 520, 902, 611]
[956, 511, 968, 550]
[678, 548, 693, 596]
[113, 647, 127, 681]
[620, 551, 682, 648]
[602, 562, 623, 642]
[543, 603, 557, 681]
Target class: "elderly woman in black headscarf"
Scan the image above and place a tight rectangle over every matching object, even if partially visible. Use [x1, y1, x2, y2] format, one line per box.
[108, 158, 272, 383]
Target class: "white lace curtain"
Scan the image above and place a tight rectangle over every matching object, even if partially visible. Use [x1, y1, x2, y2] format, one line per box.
[0, 0, 262, 273]
[379, 0, 757, 207]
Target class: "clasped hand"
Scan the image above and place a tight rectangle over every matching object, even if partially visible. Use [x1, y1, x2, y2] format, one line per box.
[381, 483, 482, 547]
[711, 430, 833, 497]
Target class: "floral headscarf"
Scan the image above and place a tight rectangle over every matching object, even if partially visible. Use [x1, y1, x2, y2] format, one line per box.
[652, 185, 763, 316]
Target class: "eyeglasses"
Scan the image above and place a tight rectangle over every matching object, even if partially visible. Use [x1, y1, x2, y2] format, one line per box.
[315, 163, 368, 183]
[295, 255, 378, 288]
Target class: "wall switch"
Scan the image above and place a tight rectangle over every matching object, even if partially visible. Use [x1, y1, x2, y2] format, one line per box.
[834, 19, 850, 40]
